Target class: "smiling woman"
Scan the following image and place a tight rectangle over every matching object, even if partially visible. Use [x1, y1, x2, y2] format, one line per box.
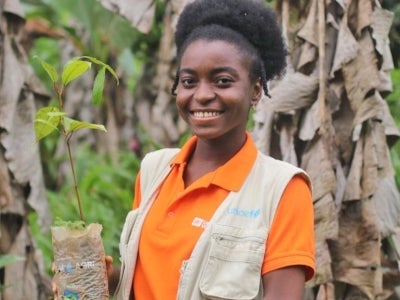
[111, 0, 316, 299]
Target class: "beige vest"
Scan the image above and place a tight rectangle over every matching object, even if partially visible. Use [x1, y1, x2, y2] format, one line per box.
[114, 148, 309, 300]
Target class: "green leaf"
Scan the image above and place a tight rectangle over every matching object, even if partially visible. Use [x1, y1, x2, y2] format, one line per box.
[47, 111, 66, 118]
[36, 57, 59, 83]
[61, 60, 91, 87]
[0, 255, 25, 268]
[78, 56, 119, 85]
[34, 107, 63, 141]
[92, 66, 106, 106]
[63, 117, 107, 133]
[53, 217, 86, 229]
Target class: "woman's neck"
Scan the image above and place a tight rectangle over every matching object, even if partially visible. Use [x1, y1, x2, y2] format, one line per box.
[182, 132, 247, 187]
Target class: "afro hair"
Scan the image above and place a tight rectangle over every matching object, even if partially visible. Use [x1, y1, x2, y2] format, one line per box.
[174, 0, 287, 83]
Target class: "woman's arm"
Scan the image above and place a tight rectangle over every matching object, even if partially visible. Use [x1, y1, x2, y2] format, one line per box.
[262, 266, 306, 300]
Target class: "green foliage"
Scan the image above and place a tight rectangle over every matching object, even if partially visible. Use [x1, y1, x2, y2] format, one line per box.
[382, 0, 400, 67]
[93, 67, 106, 105]
[22, 0, 137, 57]
[28, 38, 61, 91]
[61, 60, 91, 86]
[62, 116, 106, 134]
[33, 107, 65, 189]
[387, 70, 400, 126]
[53, 218, 86, 229]
[34, 106, 64, 141]
[391, 146, 400, 189]
[23, 0, 143, 93]
[387, 69, 400, 189]
[130, 0, 165, 59]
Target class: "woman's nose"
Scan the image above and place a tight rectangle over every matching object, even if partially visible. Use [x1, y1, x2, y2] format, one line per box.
[193, 81, 215, 103]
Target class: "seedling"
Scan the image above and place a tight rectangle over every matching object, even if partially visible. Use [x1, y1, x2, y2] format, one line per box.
[34, 56, 119, 224]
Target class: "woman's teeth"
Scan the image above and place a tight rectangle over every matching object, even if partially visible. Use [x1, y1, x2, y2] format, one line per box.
[193, 111, 220, 118]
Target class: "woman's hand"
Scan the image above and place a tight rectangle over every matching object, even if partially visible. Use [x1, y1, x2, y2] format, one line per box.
[106, 255, 122, 295]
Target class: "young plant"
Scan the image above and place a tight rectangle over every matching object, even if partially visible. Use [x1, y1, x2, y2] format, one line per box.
[34, 56, 119, 224]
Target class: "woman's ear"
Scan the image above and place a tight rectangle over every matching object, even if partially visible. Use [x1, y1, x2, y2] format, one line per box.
[251, 78, 263, 106]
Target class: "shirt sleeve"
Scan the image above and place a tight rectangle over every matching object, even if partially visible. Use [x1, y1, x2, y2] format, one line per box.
[262, 174, 315, 281]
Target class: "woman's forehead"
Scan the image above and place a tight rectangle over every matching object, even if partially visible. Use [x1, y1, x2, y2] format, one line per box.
[181, 39, 247, 63]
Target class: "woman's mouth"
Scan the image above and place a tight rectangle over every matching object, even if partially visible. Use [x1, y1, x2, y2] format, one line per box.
[192, 111, 221, 118]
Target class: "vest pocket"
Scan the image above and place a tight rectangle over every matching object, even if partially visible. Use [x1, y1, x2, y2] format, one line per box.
[199, 224, 267, 300]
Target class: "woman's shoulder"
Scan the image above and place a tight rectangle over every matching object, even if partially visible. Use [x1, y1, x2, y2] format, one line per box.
[255, 151, 310, 186]
[142, 148, 180, 165]
[256, 151, 303, 172]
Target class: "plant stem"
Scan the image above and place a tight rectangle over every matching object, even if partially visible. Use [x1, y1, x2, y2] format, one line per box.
[65, 134, 85, 223]
[56, 83, 85, 223]
[55, 83, 63, 108]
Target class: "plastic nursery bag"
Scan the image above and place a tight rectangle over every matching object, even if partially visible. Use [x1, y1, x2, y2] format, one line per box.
[52, 223, 109, 300]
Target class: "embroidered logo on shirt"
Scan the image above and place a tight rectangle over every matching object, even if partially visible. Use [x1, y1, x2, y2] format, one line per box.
[192, 217, 209, 229]
[227, 207, 261, 218]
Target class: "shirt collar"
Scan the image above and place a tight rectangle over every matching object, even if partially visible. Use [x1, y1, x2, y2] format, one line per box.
[171, 132, 258, 191]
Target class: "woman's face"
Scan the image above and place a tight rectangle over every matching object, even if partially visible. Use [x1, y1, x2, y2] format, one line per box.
[176, 39, 262, 142]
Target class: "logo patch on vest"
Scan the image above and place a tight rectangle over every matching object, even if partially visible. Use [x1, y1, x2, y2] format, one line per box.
[227, 207, 261, 218]
[192, 217, 209, 229]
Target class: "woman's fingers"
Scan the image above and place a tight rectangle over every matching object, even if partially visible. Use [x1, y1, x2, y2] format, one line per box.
[51, 262, 58, 299]
[51, 277, 58, 299]
[105, 255, 113, 277]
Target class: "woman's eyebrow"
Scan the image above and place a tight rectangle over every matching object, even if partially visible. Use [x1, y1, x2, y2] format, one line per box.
[179, 68, 196, 75]
[211, 66, 239, 77]
[179, 66, 239, 76]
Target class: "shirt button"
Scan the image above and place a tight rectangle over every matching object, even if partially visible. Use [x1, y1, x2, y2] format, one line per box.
[167, 211, 175, 217]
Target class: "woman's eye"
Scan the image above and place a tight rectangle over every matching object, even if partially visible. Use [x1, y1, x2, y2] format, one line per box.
[215, 77, 233, 86]
[181, 78, 196, 87]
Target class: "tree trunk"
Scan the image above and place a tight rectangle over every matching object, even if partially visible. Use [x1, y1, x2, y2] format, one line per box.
[0, 0, 52, 299]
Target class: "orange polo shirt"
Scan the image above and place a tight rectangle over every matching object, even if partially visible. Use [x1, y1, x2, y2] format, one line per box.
[132, 133, 315, 300]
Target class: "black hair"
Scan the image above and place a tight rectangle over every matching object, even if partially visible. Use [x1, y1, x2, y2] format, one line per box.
[171, 0, 287, 97]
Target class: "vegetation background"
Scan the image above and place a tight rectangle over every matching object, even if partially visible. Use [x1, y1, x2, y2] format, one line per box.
[0, 0, 399, 299]
[23, 0, 400, 289]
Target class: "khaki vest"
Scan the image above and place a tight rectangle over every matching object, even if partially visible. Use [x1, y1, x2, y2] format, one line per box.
[114, 148, 309, 300]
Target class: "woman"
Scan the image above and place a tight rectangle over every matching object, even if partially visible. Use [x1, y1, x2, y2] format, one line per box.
[112, 0, 315, 299]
